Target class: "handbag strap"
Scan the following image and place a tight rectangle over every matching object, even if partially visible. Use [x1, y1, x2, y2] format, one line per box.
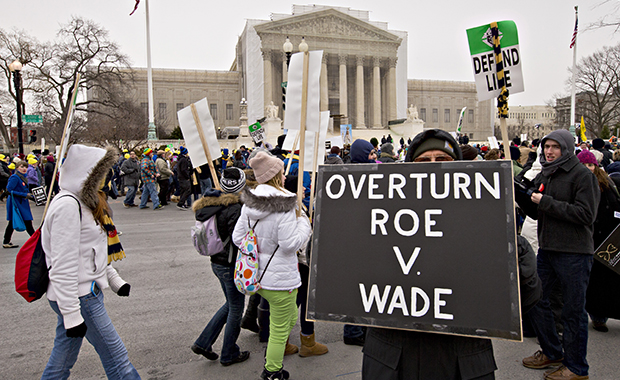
[258, 244, 279, 283]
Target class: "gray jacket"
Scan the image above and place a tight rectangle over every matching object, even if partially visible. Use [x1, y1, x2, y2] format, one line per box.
[120, 158, 140, 187]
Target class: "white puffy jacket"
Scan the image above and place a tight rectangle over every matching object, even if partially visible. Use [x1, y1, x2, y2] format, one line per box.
[233, 184, 311, 291]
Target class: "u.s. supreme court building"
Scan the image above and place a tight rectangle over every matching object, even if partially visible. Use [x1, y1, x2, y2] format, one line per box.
[132, 5, 493, 141]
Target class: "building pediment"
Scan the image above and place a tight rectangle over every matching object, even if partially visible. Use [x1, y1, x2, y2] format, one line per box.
[254, 8, 401, 45]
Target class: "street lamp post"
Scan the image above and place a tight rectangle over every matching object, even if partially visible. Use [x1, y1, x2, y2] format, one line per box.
[9, 60, 24, 154]
[283, 37, 293, 68]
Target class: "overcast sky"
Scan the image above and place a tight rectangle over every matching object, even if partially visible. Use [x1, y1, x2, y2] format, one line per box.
[1, 0, 619, 106]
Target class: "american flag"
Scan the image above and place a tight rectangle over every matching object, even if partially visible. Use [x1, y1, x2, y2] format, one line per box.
[570, 11, 578, 48]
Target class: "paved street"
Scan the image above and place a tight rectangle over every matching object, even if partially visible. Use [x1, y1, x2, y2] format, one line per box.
[1, 197, 618, 379]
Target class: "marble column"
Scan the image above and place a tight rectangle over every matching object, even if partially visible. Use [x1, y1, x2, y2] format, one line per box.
[372, 57, 382, 128]
[320, 54, 328, 112]
[388, 57, 398, 121]
[262, 49, 273, 113]
[338, 54, 348, 121]
[356, 56, 366, 129]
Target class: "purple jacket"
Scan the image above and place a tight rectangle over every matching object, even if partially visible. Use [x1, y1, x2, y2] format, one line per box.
[26, 165, 39, 186]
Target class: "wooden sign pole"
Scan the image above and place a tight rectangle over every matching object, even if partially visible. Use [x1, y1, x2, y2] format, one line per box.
[309, 131, 320, 221]
[190, 104, 221, 190]
[40, 73, 81, 225]
[297, 51, 310, 211]
[285, 132, 300, 176]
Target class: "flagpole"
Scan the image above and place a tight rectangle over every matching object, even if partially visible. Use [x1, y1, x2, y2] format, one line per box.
[145, 0, 157, 140]
[570, 6, 578, 132]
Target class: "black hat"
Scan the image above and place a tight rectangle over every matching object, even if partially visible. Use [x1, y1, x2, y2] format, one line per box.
[220, 167, 246, 193]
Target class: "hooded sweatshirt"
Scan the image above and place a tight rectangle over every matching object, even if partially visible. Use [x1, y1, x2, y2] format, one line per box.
[42, 145, 126, 329]
[350, 139, 375, 163]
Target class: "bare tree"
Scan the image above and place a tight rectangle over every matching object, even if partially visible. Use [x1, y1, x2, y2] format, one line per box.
[587, 1, 620, 33]
[573, 43, 620, 136]
[26, 17, 132, 145]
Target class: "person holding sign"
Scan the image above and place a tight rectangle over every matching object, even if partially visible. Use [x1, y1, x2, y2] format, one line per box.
[232, 152, 311, 380]
[362, 129, 497, 380]
[517, 129, 599, 380]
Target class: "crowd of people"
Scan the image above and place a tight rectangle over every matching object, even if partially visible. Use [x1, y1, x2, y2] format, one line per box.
[4, 128, 619, 380]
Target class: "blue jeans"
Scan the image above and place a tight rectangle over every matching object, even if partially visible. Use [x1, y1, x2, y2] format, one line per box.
[139, 182, 160, 209]
[42, 290, 140, 380]
[194, 263, 245, 363]
[124, 185, 137, 206]
[528, 250, 593, 376]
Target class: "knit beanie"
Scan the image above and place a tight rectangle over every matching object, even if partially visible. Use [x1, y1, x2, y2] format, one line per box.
[411, 137, 457, 160]
[249, 151, 284, 184]
[509, 145, 521, 161]
[143, 148, 153, 156]
[578, 150, 598, 165]
[592, 138, 605, 150]
[220, 167, 246, 193]
[380, 143, 394, 156]
[460, 144, 479, 161]
[179, 146, 188, 155]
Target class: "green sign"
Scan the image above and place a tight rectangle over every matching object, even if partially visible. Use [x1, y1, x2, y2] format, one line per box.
[22, 114, 42, 123]
[248, 122, 265, 144]
[466, 20, 524, 101]
[281, 81, 287, 88]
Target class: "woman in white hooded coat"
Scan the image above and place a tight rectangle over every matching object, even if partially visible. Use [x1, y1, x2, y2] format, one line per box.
[233, 151, 311, 380]
[41, 145, 139, 380]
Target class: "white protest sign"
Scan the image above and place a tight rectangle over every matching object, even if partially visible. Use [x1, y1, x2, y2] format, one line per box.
[283, 50, 323, 132]
[488, 136, 500, 149]
[177, 98, 221, 168]
[466, 21, 524, 101]
[283, 111, 330, 171]
[329, 136, 344, 151]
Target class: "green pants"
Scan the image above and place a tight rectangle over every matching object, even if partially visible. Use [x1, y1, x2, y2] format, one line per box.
[258, 288, 298, 372]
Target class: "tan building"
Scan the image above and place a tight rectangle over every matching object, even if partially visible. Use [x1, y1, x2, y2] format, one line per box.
[408, 80, 493, 141]
[493, 105, 556, 141]
[124, 5, 495, 141]
[130, 68, 241, 136]
[237, 5, 408, 131]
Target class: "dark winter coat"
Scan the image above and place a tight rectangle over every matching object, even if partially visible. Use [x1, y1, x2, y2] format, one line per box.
[176, 154, 192, 181]
[120, 158, 141, 187]
[517, 235, 542, 315]
[379, 153, 396, 163]
[193, 192, 241, 267]
[324, 154, 344, 165]
[362, 328, 496, 380]
[516, 155, 600, 255]
[586, 179, 620, 319]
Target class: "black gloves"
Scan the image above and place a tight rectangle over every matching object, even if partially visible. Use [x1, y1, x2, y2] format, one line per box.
[117, 283, 131, 297]
[66, 322, 87, 338]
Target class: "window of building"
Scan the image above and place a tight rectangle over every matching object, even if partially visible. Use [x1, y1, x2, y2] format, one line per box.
[226, 104, 233, 120]
[444, 109, 450, 123]
[176, 103, 184, 112]
[469, 133, 474, 139]
[141, 103, 148, 119]
[468, 109, 474, 123]
[420, 108, 426, 122]
[432, 108, 438, 123]
[210, 104, 218, 120]
[158, 103, 166, 121]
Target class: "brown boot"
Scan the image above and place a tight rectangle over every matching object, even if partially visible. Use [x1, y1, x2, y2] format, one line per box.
[284, 338, 298, 356]
[299, 333, 328, 357]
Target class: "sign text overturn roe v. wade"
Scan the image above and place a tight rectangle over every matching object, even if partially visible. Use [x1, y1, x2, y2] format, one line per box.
[466, 21, 524, 101]
[307, 161, 522, 341]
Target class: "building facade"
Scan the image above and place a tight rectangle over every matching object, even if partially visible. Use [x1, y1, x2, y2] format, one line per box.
[408, 80, 493, 141]
[124, 5, 500, 141]
[237, 5, 408, 131]
[493, 104, 556, 141]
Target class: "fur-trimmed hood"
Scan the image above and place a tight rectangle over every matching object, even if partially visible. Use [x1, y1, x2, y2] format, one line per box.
[59, 145, 118, 211]
[192, 193, 240, 212]
[240, 184, 296, 219]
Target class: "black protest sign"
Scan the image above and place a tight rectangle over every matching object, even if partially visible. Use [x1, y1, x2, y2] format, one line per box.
[307, 160, 521, 341]
[31, 186, 47, 206]
[594, 225, 620, 276]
